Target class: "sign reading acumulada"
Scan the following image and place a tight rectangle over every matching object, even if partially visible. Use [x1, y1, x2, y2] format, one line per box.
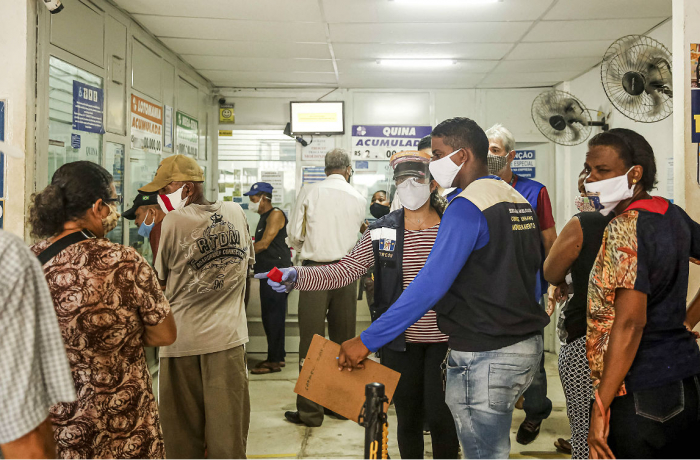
[131, 95, 162, 154]
[351, 125, 432, 160]
[176, 111, 199, 157]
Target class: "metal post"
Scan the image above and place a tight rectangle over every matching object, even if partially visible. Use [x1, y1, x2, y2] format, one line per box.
[359, 382, 389, 459]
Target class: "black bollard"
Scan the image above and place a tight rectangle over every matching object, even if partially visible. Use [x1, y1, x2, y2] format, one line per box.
[359, 382, 389, 459]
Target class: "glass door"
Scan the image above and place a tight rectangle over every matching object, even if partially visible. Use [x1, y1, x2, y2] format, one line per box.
[105, 142, 125, 245]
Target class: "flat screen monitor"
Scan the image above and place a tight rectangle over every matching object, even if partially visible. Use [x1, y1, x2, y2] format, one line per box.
[290, 101, 345, 135]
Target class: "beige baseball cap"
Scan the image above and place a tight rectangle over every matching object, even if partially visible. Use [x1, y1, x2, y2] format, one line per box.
[139, 154, 204, 193]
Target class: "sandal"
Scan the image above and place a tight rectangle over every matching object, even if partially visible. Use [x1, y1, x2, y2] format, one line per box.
[251, 361, 282, 374]
[554, 438, 572, 455]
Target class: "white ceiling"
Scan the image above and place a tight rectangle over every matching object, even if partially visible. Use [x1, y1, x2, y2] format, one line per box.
[112, 0, 671, 90]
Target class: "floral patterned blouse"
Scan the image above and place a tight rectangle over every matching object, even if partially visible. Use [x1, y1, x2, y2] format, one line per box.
[587, 197, 700, 395]
[31, 238, 170, 459]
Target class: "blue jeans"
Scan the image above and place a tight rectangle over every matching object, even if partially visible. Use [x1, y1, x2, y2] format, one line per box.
[445, 335, 543, 459]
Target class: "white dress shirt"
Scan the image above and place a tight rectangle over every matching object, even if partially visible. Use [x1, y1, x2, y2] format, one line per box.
[288, 174, 367, 262]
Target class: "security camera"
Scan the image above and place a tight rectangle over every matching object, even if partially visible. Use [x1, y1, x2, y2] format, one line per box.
[218, 98, 226, 105]
[43, 0, 64, 13]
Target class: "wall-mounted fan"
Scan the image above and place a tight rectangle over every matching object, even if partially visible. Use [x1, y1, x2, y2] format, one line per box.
[601, 35, 672, 123]
[531, 90, 608, 146]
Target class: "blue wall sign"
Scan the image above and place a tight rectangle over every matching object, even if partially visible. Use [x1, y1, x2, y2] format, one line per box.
[512, 150, 536, 179]
[71, 134, 81, 149]
[72, 81, 104, 134]
[693, 90, 700, 143]
[351, 125, 432, 160]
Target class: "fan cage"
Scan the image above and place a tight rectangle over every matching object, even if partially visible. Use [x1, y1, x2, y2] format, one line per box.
[531, 90, 592, 146]
[601, 34, 672, 123]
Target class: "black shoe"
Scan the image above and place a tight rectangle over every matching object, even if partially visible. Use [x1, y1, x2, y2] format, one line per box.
[285, 411, 306, 425]
[323, 408, 348, 420]
[516, 418, 542, 445]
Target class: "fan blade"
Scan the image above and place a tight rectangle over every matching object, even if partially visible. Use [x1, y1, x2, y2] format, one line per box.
[567, 123, 582, 142]
[647, 89, 663, 116]
[608, 35, 642, 73]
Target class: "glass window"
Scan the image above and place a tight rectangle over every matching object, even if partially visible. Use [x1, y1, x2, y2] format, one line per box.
[47, 57, 103, 179]
[218, 130, 297, 231]
[105, 142, 125, 245]
[127, 149, 162, 260]
[352, 160, 393, 221]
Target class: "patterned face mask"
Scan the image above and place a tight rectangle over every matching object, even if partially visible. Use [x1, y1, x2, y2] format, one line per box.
[102, 203, 120, 234]
[487, 153, 508, 175]
[574, 195, 603, 213]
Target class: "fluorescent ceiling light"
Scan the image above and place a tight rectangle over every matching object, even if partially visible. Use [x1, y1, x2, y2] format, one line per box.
[392, 0, 500, 4]
[377, 59, 456, 68]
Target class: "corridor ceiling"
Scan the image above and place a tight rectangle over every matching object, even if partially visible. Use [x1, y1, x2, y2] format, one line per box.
[112, 0, 671, 89]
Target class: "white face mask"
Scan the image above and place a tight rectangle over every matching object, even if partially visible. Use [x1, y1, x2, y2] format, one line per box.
[583, 167, 635, 216]
[428, 148, 463, 189]
[158, 185, 188, 214]
[396, 178, 431, 211]
[248, 200, 260, 213]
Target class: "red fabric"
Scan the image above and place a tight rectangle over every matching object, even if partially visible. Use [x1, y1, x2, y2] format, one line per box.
[536, 187, 556, 231]
[625, 196, 669, 215]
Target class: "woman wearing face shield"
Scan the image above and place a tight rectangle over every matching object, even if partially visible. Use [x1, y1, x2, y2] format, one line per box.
[577, 129, 700, 459]
[256, 151, 459, 459]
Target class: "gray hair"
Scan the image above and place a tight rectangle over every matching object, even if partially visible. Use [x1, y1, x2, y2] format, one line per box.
[324, 148, 351, 174]
[485, 123, 515, 153]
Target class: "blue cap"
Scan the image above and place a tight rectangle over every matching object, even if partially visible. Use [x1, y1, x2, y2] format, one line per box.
[243, 182, 274, 196]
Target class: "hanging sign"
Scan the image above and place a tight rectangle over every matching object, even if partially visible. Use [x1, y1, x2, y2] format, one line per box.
[261, 171, 284, 203]
[512, 150, 536, 179]
[164, 105, 174, 152]
[131, 95, 163, 154]
[71, 134, 81, 149]
[72, 81, 104, 134]
[176, 111, 199, 157]
[351, 125, 432, 161]
[301, 136, 334, 161]
[219, 104, 235, 123]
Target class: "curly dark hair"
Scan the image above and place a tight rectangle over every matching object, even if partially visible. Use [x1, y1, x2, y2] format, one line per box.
[431, 117, 489, 164]
[588, 128, 658, 192]
[29, 161, 114, 238]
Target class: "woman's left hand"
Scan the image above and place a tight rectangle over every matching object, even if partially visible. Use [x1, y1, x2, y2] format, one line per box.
[588, 402, 615, 459]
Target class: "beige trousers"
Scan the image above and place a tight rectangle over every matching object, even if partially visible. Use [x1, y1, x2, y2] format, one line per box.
[159, 345, 250, 459]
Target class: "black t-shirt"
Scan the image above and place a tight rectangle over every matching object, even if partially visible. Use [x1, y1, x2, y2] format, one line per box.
[564, 212, 611, 343]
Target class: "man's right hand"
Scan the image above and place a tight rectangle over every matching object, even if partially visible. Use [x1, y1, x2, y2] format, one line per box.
[254, 268, 298, 293]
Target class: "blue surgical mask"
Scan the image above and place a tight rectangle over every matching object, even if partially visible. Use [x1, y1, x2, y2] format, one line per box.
[138, 210, 155, 239]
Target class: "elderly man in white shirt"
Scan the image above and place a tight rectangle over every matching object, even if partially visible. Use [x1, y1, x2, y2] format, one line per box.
[285, 148, 367, 427]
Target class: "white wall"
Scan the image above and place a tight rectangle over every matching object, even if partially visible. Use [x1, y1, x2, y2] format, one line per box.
[554, 21, 673, 231]
[0, 0, 35, 237]
[219, 86, 559, 218]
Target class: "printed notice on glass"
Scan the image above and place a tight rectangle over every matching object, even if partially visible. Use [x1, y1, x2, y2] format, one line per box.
[164, 105, 174, 152]
[131, 95, 163, 154]
[72, 81, 104, 134]
[261, 171, 284, 203]
[176, 111, 199, 157]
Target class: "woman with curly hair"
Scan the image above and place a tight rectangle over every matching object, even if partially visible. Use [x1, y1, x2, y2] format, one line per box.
[29, 161, 177, 459]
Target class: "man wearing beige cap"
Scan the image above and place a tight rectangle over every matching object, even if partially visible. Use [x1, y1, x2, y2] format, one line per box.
[139, 154, 254, 459]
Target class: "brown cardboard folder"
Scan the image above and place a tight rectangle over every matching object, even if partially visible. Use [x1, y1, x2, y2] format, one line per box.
[294, 334, 401, 422]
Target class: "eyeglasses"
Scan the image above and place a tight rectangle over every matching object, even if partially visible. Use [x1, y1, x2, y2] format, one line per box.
[105, 195, 123, 205]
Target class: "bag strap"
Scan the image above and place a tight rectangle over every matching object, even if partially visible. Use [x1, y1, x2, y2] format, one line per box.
[37, 230, 94, 266]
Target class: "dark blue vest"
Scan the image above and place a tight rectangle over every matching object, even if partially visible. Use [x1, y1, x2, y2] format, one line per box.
[368, 209, 407, 352]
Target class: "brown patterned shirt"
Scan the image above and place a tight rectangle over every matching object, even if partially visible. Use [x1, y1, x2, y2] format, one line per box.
[31, 238, 170, 459]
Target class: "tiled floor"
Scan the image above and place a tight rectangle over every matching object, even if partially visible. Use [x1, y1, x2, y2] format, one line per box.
[246, 352, 571, 459]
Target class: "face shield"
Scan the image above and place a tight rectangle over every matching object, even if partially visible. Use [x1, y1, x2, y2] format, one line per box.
[392, 161, 431, 186]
